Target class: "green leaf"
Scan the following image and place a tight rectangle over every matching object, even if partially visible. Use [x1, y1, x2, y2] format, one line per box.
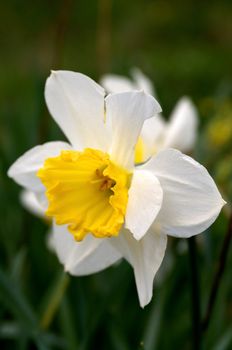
[213, 327, 232, 350]
[58, 296, 79, 350]
[0, 267, 37, 330]
[142, 289, 165, 350]
[10, 247, 27, 285]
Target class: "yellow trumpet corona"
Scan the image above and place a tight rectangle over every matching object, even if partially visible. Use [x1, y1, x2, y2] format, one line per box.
[37, 148, 131, 241]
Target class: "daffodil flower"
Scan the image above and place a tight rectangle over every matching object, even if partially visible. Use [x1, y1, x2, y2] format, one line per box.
[101, 68, 198, 162]
[8, 71, 225, 307]
[20, 69, 197, 218]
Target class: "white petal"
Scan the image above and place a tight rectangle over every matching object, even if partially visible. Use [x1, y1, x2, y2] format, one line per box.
[8, 141, 72, 192]
[20, 190, 46, 218]
[142, 149, 225, 238]
[125, 169, 163, 240]
[162, 97, 198, 152]
[110, 229, 167, 307]
[139, 115, 166, 160]
[45, 71, 110, 150]
[131, 68, 156, 96]
[33, 191, 48, 211]
[52, 224, 122, 275]
[100, 74, 135, 93]
[105, 91, 162, 169]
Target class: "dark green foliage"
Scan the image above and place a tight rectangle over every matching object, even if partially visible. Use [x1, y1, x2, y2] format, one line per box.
[0, 0, 232, 349]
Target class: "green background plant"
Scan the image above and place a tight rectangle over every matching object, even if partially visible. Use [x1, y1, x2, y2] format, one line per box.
[0, 0, 232, 349]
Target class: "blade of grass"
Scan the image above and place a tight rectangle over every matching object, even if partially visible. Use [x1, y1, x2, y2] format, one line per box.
[213, 327, 232, 350]
[0, 322, 21, 339]
[58, 296, 80, 350]
[0, 267, 37, 330]
[10, 247, 27, 285]
[142, 289, 166, 350]
[39, 270, 70, 330]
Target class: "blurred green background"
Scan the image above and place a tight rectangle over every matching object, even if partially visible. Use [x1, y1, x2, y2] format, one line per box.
[0, 0, 232, 349]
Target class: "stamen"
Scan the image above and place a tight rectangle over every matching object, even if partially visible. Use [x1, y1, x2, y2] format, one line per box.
[94, 168, 116, 191]
[99, 177, 116, 191]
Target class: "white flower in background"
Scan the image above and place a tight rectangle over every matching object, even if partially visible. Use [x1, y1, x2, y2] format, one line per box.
[101, 68, 198, 163]
[8, 71, 225, 307]
[100, 68, 156, 96]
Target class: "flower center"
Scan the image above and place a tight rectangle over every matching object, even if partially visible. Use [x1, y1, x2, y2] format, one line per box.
[37, 148, 131, 241]
[93, 168, 116, 191]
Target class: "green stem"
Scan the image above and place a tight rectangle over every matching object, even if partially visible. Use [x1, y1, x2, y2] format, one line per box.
[202, 211, 232, 332]
[40, 272, 70, 330]
[188, 236, 202, 350]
